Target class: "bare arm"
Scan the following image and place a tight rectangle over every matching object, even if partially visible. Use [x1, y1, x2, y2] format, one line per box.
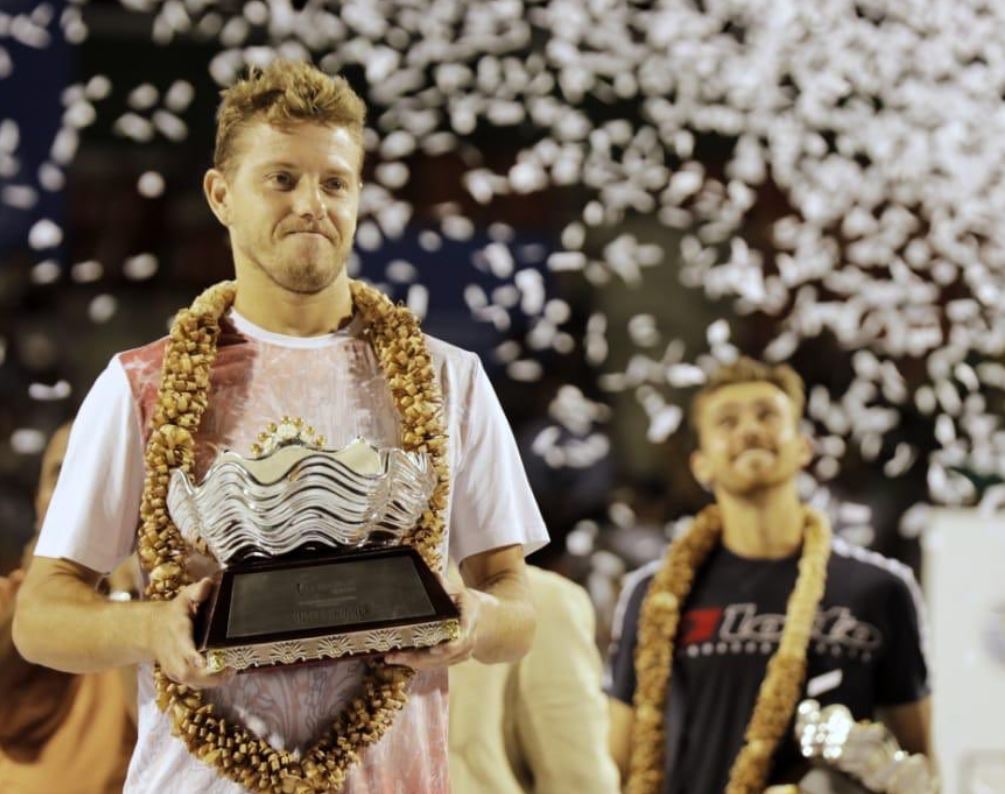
[386, 544, 535, 668]
[609, 696, 634, 784]
[879, 696, 932, 756]
[13, 556, 230, 688]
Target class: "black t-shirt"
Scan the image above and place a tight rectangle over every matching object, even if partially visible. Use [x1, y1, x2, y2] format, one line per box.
[607, 538, 930, 794]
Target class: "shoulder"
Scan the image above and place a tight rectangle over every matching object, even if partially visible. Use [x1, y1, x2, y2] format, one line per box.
[116, 336, 170, 389]
[611, 559, 662, 640]
[828, 537, 924, 605]
[117, 335, 170, 368]
[423, 334, 482, 377]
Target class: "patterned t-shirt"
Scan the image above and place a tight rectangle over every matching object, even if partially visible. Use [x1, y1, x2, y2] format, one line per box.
[36, 308, 549, 794]
[607, 538, 930, 794]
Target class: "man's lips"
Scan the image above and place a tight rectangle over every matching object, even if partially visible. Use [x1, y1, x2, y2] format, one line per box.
[732, 446, 776, 461]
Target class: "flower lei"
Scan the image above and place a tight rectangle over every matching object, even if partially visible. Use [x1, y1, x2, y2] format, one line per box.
[135, 279, 449, 793]
[627, 504, 832, 794]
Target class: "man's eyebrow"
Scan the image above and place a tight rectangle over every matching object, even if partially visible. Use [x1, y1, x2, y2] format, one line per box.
[256, 160, 355, 176]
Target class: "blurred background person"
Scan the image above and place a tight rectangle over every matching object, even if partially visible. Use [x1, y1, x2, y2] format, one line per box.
[449, 564, 619, 794]
[607, 359, 930, 793]
[0, 423, 136, 794]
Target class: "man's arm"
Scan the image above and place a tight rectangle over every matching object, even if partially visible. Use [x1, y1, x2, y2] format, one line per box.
[386, 544, 535, 668]
[879, 696, 931, 756]
[609, 697, 634, 783]
[13, 556, 230, 688]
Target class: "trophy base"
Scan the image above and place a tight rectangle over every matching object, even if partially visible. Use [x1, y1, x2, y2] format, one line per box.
[798, 768, 874, 794]
[195, 545, 461, 673]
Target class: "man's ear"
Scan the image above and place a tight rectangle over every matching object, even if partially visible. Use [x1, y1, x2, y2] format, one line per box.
[690, 449, 713, 491]
[203, 168, 231, 226]
[797, 432, 813, 468]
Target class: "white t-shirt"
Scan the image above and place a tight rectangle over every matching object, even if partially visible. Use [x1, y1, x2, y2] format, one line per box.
[36, 308, 549, 794]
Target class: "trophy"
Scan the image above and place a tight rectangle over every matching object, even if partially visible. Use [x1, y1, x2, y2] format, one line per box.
[792, 699, 938, 794]
[167, 417, 461, 673]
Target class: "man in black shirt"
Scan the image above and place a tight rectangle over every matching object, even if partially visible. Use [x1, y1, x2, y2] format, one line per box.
[606, 358, 930, 793]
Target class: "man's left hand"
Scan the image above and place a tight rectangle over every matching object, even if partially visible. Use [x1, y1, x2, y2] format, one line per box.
[385, 578, 482, 670]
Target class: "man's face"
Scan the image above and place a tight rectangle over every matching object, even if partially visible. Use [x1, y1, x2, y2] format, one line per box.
[207, 120, 362, 294]
[691, 381, 811, 497]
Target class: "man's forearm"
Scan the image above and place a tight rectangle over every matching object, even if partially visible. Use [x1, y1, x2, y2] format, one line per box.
[13, 563, 158, 673]
[468, 568, 535, 664]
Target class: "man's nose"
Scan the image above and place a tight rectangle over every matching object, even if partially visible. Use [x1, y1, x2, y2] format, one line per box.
[736, 413, 765, 442]
[292, 178, 325, 218]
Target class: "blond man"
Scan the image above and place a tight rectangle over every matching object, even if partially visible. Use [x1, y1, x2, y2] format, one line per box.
[14, 61, 548, 793]
[607, 358, 930, 793]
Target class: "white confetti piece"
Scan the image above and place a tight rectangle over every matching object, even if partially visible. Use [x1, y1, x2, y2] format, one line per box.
[11, 429, 47, 455]
[124, 253, 159, 280]
[137, 171, 165, 198]
[88, 294, 118, 323]
[28, 218, 62, 250]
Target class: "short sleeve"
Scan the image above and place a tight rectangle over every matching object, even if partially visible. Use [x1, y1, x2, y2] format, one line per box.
[605, 568, 653, 706]
[874, 570, 931, 706]
[34, 357, 145, 575]
[447, 354, 549, 564]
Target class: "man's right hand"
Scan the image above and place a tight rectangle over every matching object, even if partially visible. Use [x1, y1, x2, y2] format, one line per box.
[149, 578, 233, 689]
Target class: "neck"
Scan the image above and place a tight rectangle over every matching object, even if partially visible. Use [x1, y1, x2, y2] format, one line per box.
[716, 479, 804, 559]
[233, 262, 353, 337]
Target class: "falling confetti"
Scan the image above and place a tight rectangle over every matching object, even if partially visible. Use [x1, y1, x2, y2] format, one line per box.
[8, 0, 1005, 545]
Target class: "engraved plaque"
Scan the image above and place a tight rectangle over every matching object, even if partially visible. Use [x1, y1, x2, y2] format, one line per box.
[227, 554, 436, 638]
[195, 546, 460, 672]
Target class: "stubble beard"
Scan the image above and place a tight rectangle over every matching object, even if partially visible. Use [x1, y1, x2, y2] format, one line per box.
[274, 257, 342, 294]
[722, 458, 797, 499]
[251, 238, 351, 295]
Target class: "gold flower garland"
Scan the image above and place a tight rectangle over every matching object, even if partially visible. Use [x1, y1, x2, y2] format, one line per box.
[136, 279, 450, 793]
[627, 504, 832, 794]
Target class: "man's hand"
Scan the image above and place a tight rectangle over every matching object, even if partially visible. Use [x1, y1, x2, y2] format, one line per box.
[148, 578, 233, 689]
[385, 578, 483, 671]
[1, 569, 26, 627]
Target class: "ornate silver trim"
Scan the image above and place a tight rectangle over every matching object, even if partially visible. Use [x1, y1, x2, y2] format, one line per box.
[204, 618, 461, 673]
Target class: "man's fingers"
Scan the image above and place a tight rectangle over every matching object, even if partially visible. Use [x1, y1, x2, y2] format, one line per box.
[385, 649, 426, 667]
[183, 577, 215, 606]
[386, 638, 472, 669]
[163, 654, 234, 689]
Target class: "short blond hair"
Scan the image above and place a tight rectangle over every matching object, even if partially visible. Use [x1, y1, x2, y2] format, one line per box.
[214, 59, 367, 174]
[690, 356, 806, 434]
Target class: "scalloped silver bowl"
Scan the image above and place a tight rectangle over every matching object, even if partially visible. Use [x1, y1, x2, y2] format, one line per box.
[167, 438, 436, 566]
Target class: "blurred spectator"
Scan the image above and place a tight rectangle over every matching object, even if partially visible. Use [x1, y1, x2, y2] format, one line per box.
[449, 565, 619, 794]
[0, 423, 136, 794]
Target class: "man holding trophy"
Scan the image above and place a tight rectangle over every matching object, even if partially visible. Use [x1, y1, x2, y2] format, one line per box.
[13, 59, 548, 793]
